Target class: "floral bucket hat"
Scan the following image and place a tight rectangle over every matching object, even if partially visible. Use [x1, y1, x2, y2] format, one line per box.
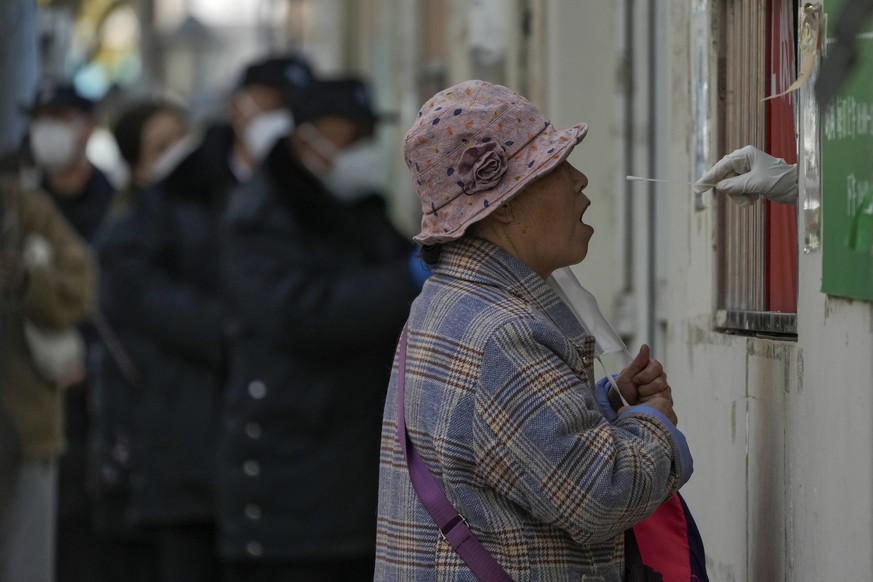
[404, 79, 588, 245]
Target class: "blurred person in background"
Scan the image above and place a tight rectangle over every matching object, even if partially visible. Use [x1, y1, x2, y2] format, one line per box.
[290, 80, 415, 261]
[94, 54, 313, 582]
[71, 97, 194, 582]
[109, 97, 192, 221]
[0, 154, 97, 582]
[25, 83, 115, 243]
[227, 55, 314, 183]
[218, 78, 427, 582]
[22, 81, 118, 582]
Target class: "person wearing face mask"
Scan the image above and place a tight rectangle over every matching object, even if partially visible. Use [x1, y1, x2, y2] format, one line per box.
[289, 79, 425, 275]
[228, 57, 307, 182]
[93, 55, 313, 582]
[22, 82, 121, 582]
[0, 154, 96, 582]
[217, 78, 425, 582]
[109, 98, 192, 220]
[25, 84, 115, 243]
[56, 97, 194, 582]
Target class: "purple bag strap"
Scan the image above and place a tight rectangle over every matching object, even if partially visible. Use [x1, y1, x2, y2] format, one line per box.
[397, 324, 513, 582]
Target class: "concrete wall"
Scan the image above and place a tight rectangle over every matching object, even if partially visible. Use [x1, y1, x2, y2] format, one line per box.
[545, 0, 624, 331]
[655, 2, 873, 580]
[536, 1, 873, 579]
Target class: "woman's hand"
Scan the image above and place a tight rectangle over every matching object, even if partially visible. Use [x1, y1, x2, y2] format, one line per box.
[620, 396, 678, 426]
[616, 345, 677, 425]
[615, 344, 672, 405]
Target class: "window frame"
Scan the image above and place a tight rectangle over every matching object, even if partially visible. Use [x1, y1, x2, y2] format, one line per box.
[715, 0, 799, 338]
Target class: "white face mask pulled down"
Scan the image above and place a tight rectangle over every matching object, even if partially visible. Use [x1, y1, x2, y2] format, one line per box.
[547, 267, 633, 406]
[29, 118, 84, 171]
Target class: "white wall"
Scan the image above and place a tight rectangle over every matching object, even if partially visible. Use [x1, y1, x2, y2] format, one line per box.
[545, 0, 623, 331]
[657, 1, 873, 580]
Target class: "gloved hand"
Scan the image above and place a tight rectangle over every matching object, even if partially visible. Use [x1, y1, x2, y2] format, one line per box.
[694, 145, 798, 207]
[408, 247, 432, 293]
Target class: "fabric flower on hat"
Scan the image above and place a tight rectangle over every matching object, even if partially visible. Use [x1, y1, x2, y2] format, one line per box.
[458, 142, 508, 195]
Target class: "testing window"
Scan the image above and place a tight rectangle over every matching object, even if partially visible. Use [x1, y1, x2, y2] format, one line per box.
[715, 0, 799, 337]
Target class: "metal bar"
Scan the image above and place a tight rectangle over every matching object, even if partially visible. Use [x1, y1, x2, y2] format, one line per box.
[716, 309, 798, 335]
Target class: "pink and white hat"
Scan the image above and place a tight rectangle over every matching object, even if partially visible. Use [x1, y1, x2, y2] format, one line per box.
[404, 80, 588, 245]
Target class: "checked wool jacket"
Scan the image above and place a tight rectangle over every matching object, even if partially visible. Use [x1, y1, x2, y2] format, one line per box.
[375, 237, 691, 581]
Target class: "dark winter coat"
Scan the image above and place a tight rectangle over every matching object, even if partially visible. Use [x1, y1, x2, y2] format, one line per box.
[42, 165, 114, 523]
[93, 124, 236, 525]
[218, 140, 417, 561]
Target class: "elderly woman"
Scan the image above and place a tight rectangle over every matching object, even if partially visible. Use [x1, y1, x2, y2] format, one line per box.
[375, 80, 692, 580]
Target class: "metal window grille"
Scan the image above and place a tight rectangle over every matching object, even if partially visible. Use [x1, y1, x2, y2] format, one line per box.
[716, 0, 797, 336]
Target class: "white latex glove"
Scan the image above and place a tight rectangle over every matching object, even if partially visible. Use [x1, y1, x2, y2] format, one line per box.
[694, 145, 798, 207]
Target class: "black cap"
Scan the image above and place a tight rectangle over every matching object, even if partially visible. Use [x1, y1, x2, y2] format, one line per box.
[23, 82, 96, 116]
[290, 79, 379, 126]
[237, 55, 314, 91]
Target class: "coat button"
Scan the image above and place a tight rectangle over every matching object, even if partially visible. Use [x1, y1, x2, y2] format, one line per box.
[582, 356, 592, 366]
[245, 503, 262, 520]
[245, 541, 263, 557]
[248, 380, 267, 399]
[243, 460, 260, 477]
[244, 422, 262, 440]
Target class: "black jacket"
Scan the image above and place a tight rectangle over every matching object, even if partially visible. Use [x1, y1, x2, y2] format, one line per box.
[42, 165, 114, 523]
[218, 140, 417, 561]
[93, 124, 235, 525]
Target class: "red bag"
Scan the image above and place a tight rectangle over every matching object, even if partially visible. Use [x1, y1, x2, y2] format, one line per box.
[633, 493, 709, 582]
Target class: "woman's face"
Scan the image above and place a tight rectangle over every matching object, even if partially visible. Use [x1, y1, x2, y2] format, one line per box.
[135, 110, 188, 187]
[509, 161, 593, 278]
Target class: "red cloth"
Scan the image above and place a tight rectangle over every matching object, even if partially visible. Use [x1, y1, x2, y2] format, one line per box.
[766, 0, 799, 313]
[633, 494, 692, 582]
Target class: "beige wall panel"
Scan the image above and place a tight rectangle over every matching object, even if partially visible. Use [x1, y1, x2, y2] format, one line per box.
[786, 246, 873, 580]
[670, 331, 750, 582]
[660, 1, 873, 580]
[745, 339, 791, 582]
[546, 1, 622, 325]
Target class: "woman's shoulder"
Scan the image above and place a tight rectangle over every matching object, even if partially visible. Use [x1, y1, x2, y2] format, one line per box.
[416, 277, 562, 345]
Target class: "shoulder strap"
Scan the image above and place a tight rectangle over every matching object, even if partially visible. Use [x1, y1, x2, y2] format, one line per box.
[396, 324, 513, 582]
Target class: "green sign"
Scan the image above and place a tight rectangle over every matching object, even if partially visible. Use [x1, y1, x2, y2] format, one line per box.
[821, 0, 873, 301]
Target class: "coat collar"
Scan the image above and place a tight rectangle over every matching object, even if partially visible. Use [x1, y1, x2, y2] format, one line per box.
[436, 237, 588, 342]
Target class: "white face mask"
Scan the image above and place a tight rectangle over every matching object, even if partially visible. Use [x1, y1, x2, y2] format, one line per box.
[547, 267, 634, 405]
[295, 124, 385, 201]
[244, 110, 293, 163]
[235, 92, 294, 164]
[323, 138, 385, 201]
[549, 267, 629, 358]
[30, 118, 83, 170]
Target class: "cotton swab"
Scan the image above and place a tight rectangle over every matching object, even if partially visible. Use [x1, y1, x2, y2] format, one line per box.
[625, 175, 717, 188]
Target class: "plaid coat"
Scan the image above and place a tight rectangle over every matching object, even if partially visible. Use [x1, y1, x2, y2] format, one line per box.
[375, 237, 691, 581]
